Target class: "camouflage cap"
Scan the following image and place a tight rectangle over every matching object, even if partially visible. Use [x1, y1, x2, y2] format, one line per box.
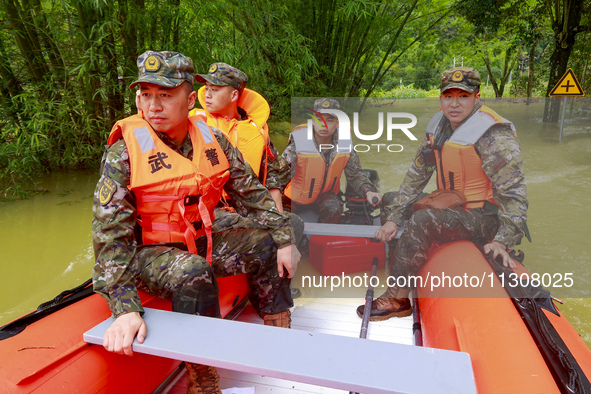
[195, 63, 248, 90]
[440, 67, 481, 93]
[129, 51, 194, 89]
[313, 98, 340, 111]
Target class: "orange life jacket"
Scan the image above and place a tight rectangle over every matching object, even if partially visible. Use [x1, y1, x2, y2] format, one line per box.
[284, 125, 350, 205]
[427, 105, 516, 209]
[190, 87, 271, 183]
[107, 114, 230, 263]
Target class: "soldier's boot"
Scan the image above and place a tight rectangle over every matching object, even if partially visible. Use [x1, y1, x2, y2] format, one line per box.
[262, 309, 291, 328]
[186, 362, 221, 394]
[356, 287, 412, 321]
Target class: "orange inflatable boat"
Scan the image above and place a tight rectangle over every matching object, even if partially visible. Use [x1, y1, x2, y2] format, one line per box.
[0, 275, 250, 393]
[416, 240, 591, 394]
[3, 240, 591, 393]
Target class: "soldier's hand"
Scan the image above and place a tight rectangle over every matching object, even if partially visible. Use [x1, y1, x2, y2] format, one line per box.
[366, 191, 382, 206]
[375, 221, 398, 242]
[103, 311, 147, 356]
[277, 244, 300, 278]
[484, 241, 515, 269]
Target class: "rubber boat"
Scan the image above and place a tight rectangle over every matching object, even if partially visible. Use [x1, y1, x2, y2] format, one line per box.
[415, 240, 591, 393]
[0, 274, 250, 393]
[2, 240, 591, 393]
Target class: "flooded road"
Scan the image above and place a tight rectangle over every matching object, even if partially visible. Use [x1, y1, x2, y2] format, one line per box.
[1, 98, 590, 346]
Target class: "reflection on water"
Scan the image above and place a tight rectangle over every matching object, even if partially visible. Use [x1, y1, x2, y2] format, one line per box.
[1, 99, 590, 347]
[0, 170, 97, 324]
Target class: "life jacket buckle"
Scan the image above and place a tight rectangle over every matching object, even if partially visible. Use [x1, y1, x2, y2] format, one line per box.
[183, 195, 201, 206]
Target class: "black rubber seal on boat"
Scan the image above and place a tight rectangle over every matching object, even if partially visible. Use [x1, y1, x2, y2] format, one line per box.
[480, 244, 591, 394]
[0, 279, 94, 341]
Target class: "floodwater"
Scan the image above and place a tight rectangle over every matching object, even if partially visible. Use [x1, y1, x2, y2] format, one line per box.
[1, 98, 590, 347]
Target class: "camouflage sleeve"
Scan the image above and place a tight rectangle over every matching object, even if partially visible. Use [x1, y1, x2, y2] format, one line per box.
[343, 151, 376, 195]
[214, 129, 292, 248]
[264, 141, 288, 191]
[280, 135, 297, 188]
[91, 140, 144, 318]
[477, 125, 528, 249]
[383, 135, 434, 225]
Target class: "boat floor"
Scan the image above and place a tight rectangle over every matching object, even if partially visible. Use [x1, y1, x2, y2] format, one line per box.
[162, 265, 414, 394]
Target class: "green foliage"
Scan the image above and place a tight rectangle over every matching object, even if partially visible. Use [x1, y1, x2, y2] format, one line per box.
[0, 76, 108, 199]
[458, 0, 521, 34]
[568, 31, 591, 95]
[508, 74, 543, 97]
[368, 84, 431, 99]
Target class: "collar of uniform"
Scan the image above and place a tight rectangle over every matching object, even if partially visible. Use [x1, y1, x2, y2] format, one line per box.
[153, 129, 193, 158]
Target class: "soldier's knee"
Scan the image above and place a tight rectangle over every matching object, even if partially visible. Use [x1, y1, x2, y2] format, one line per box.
[172, 255, 214, 288]
[409, 209, 429, 225]
[407, 208, 441, 232]
[325, 204, 343, 217]
[247, 229, 277, 257]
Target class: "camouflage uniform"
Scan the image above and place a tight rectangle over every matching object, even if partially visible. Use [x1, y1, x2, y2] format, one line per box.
[383, 68, 528, 290]
[282, 99, 377, 224]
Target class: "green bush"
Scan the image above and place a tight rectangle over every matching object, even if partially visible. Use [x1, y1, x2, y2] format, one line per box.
[369, 84, 429, 99]
[1, 80, 107, 199]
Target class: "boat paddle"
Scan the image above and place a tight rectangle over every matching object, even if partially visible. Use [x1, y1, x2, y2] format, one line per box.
[349, 256, 379, 394]
[359, 256, 379, 339]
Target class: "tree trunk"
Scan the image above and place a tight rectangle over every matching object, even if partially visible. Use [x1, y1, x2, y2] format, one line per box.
[103, 29, 123, 126]
[544, 45, 576, 122]
[543, 0, 585, 122]
[498, 45, 521, 98]
[0, 36, 26, 127]
[2, 0, 50, 84]
[28, 0, 67, 85]
[169, 0, 181, 47]
[72, 0, 103, 119]
[484, 56, 500, 96]
[526, 37, 540, 105]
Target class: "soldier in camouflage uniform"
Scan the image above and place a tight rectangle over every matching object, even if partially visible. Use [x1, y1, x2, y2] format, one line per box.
[194, 62, 304, 298]
[92, 51, 299, 394]
[358, 67, 529, 321]
[193, 63, 285, 208]
[282, 98, 381, 223]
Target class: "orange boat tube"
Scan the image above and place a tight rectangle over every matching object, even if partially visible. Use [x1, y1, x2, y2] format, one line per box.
[417, 241, 591, 394]
[0, 274, 249, 393]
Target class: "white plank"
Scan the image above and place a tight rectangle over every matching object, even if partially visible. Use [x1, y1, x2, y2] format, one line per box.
[304, 222, 382, 238]
[303, 222, 403, 239]
[84, 307, 476, 394]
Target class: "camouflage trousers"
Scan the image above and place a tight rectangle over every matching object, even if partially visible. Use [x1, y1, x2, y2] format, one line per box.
[133, 210, 293, 318]
[293, 192, 344, 224]
[389, 206, 499, 290]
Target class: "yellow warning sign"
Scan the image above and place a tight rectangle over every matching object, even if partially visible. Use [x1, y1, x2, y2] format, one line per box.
[549, 68, 584, 97]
